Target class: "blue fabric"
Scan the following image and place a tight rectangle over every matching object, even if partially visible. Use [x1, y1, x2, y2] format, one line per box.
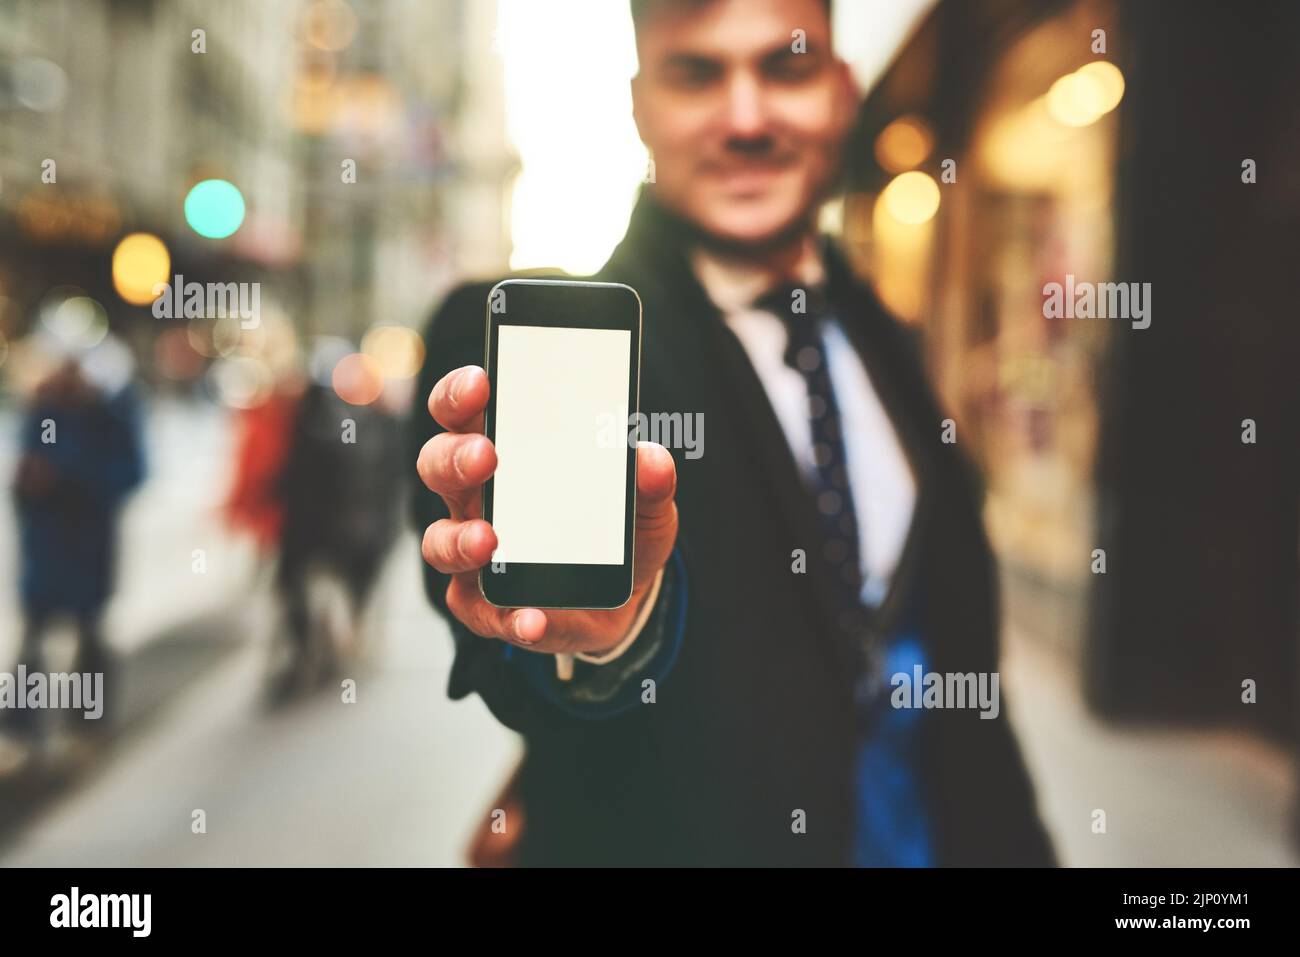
[16, 386, 146, 616]
[852, 630, 934, 867]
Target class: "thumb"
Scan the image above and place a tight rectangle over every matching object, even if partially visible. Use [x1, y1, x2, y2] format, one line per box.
[635, 441, 677, 537]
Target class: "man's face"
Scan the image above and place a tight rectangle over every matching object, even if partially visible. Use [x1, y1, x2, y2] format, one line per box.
[632, 0, 857, 249]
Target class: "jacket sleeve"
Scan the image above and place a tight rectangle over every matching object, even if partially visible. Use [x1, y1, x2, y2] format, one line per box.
[405, 283, 687, 736]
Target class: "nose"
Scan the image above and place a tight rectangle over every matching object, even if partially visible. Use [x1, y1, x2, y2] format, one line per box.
[721, 72, 768, 139]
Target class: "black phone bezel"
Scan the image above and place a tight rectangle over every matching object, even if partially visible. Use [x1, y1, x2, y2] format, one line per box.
[479, 278, 642, 610]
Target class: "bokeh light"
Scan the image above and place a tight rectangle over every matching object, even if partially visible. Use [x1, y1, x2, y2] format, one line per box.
[361, 325, 425, 379]
[211, 317, 243, 357]
[332, 352, 385, 405]
[1046, 71, 1105, 127]
[13, 56, 68, 112]
[184, 179, 247, 239]
[39, 286, 110, 350]
[112, 232, 171, 305]
[42, 294, 109, 350]
[880, 170, 941, 225]
[1046, 62, 1124, 128]
[874, 116, 934, 174]
[1077, 60, 1125, 115]
[78, 332, 136, 395]
[302, 0, 358, 52]
[208, 356, 274, 409]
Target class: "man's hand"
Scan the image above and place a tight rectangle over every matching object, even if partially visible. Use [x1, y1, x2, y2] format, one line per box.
[417, 365, 678, 656]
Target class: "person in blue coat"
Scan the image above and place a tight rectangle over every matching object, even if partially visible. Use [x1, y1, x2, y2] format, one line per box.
[10, 357, 145, 736]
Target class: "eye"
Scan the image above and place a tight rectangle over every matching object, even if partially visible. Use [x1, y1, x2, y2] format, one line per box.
[763, 51, 823, 84]
[663, 56, 723, 89]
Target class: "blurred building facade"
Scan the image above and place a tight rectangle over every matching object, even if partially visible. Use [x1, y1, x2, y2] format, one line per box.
[839, 0, 1300, 742]
[0, 0, 515, 734]
[0, 0, 511, 390]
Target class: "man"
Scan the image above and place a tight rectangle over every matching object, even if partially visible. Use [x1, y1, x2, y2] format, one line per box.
[409, 0, 1055, 866]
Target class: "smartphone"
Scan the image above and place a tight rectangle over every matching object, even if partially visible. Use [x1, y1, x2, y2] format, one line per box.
[479, 278, 642, 610]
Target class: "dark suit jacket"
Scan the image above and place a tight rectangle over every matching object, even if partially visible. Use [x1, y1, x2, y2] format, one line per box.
[408, 190, 1057, 866]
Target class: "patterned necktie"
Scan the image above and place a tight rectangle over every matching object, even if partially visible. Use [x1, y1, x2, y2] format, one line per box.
[753, 283, 869, 623]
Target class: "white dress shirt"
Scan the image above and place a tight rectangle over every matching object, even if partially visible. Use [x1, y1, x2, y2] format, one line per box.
[692, 239, 917, 607]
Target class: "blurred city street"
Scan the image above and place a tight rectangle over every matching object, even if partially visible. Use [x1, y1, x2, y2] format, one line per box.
[0, 471, 1292, 866]
[0, 0, 1295, 871]
[0, 512, 523, 867]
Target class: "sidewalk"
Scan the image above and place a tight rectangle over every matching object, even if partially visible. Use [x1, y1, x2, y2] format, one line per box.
[1003, 625, 1298, 867]
[0, 396, 260, 841]
[0, 605, 249, 844]
[0, 539, 522, 867]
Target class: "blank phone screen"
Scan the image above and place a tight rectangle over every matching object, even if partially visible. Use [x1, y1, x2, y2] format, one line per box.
[491, 325, 632, 566]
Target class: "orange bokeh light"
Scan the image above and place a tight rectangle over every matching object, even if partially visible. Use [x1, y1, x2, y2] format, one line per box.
[332, 352, 384, 405]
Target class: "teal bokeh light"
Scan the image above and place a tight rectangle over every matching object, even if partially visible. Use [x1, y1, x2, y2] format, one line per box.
[184, 179, 246, 239]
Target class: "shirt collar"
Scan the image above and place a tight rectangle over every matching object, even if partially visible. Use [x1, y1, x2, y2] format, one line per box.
[689, 234, 828, 315]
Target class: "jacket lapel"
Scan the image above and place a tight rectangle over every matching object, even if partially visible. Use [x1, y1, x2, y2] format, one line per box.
[602, 193, 869, 681]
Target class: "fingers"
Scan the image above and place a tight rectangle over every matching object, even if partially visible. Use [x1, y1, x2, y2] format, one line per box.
[422, 518, 497, 574]
[417, 431, 496, 515]
[635, 441, 678, 533]
[446, 576, 548, 644]
[428, 365, 489, 433]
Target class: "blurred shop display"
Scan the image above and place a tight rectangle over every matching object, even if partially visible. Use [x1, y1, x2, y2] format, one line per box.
[838, 0, 1299, 741]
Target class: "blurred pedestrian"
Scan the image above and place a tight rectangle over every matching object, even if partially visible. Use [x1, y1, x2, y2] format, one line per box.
[269, 365, 404, 699]
[223, 382, 300, 560]
[9, 355, 145, 739]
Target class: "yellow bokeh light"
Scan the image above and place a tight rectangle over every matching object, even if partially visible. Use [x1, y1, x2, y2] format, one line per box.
[112, 232, 170, 305]
[361, 325, 425, 379]
[871, 191, 933, 323]
[303, 0, 357, 52]
[1046, 71, 1107, 127]
[880, 170, 941, 225]
[1077, 61, 1125, 115]
[874, 116, 934, 173]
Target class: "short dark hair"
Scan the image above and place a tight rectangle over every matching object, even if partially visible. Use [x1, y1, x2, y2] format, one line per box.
[630, 0, 832, 33]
